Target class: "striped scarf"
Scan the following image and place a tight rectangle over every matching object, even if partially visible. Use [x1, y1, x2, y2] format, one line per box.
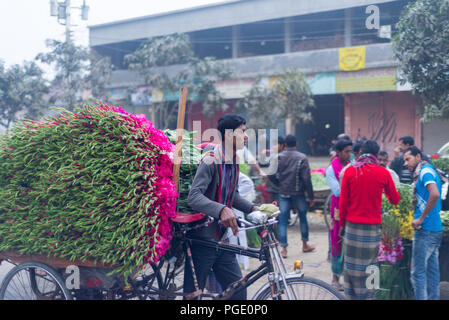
[353, 153, 379, 169]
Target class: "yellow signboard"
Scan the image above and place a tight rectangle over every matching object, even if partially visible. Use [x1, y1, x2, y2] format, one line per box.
[339, 46, 366, 71]
[336, 67, 396, 93]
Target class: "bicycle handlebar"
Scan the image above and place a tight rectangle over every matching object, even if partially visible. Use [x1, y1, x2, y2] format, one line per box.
[181, 211, 280, 233]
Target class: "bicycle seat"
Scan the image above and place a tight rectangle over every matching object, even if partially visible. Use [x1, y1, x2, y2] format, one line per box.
[171, 212, 206, 224]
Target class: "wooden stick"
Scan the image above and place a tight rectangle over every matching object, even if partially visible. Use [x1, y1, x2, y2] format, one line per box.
[173, 87, 188, 193]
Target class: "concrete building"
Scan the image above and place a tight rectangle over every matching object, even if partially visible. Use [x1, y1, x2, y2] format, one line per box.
[88, 0, 449, 156]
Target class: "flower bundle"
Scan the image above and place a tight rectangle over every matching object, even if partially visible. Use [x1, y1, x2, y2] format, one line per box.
[382, 183, 415, 240]
[378, 214, 404, 264]
[376, 212, 413, 300]
[163, 129, 202, 214]
[0, 103, 177, 279]
[378, 238, 404, 264]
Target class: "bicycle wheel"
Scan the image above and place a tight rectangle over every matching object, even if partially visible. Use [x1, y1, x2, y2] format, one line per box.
[252, 275, 345, 300]
[0, 262, 72, 300]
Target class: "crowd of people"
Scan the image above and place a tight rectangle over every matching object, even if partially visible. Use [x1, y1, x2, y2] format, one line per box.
[184, 113, 444, 300]
[325, 134, 443, 300]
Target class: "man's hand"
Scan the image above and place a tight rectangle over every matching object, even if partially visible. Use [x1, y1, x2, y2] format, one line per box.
[412, 217, 423, 230]
[309, 200, 315, 208]
[338, 225, 345, 239]
[220, 207, 239, 235]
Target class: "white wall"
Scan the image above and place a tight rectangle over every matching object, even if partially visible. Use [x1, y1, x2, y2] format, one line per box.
[422, 118, 449, 155]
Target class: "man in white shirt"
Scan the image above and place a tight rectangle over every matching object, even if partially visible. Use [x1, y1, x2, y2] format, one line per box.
[378, 151, 400, 186]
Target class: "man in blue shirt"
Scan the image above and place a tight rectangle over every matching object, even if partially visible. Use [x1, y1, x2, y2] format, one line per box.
[403, 146, 443, 300]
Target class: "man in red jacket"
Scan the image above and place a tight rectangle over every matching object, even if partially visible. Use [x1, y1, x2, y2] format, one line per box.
[339, 140, 400, 300]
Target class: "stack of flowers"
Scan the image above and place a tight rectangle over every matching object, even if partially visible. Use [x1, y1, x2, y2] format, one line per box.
[377, 192, 414, 300]
[0, 103, 177, 279]
[378, 213, 404, 264]
[163, 129, 202, 214]
[382, 183, 415, 240]
[378, 238, 404, 265]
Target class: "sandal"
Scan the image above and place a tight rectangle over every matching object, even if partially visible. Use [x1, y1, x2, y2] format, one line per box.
[281, 248, 288, 259]
[302, 244, 316, 253]
[332, 281, 344, 291]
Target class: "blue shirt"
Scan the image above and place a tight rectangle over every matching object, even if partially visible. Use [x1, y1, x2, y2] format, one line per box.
[415, 164, 443, 232]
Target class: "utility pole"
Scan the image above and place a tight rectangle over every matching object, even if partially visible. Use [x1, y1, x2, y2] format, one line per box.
[65, 0, 71, 43]
[50, 0, 89, 43]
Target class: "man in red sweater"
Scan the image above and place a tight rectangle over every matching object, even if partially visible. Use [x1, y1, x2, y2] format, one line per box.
[339, 140, 400, 300]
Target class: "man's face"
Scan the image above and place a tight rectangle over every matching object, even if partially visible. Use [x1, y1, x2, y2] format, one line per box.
[378, 155, 388, 168]
[337, 145, 353, 163]
[403, 151, 421, 172]
[354, 150, 363, 160]
[399, 141, 409, 152]
[276, 143, 285, 153]
[232, 124, 248, 151]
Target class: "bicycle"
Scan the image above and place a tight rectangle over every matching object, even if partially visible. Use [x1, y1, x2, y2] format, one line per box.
[137, 210, 345, 300]
[0, 210, 345, 300]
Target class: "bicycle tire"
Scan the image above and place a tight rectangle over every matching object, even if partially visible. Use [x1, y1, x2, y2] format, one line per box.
[323, 193, 332, 230]
[252, 275, 345, 300]
[0, 262, 72, 300]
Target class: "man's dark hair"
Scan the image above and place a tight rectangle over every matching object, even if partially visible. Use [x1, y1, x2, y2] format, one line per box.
[217, 114, 246, 140]
[335, 139, 353, 152]
[403, 145, 422, 157]
[361, 140, 380, 155]
[399, 136, 414, 146]
[378, 151, 388, 158]
[278, 136, 286, 145]
[337, 133, 351, 141]
[353, 139, 366, 153]
[285, 135, 297, 148]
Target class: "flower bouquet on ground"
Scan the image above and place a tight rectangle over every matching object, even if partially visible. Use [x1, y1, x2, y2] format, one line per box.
[376, 213, 414, 300]
[0, 103, 177, 279]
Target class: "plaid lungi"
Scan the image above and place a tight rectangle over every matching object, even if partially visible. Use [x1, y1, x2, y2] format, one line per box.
[343, 222, 381, 300]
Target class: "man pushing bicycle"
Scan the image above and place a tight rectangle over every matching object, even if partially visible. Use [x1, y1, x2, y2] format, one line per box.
[185, 114, 258, 300]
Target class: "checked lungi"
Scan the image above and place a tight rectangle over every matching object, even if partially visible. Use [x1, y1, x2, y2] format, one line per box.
[343, 222, 381, 300]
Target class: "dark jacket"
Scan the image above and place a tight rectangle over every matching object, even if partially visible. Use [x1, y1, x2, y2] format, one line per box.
[187, 145, 254, 240]
[275, 147, 314, 200]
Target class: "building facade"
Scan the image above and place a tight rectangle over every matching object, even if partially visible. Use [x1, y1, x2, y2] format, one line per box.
[89, 0, 449, 156]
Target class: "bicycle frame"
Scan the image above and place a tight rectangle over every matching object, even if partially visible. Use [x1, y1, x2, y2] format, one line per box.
[165, 214, 302, 300]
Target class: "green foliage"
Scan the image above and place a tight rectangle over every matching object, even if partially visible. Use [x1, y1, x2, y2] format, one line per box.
[393, 0, 449, 121]
[164, 129, 202, 214]
[0, 60, 48, 129]
[311, 173, 328, 191]
[238, 68, 315, 130]
[381, 213, 401, 242]
[382, 183, 414, 215]
[125, 34, 233, 128]
[441, 211, 449, 237]
[433, 158, 449, 172]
